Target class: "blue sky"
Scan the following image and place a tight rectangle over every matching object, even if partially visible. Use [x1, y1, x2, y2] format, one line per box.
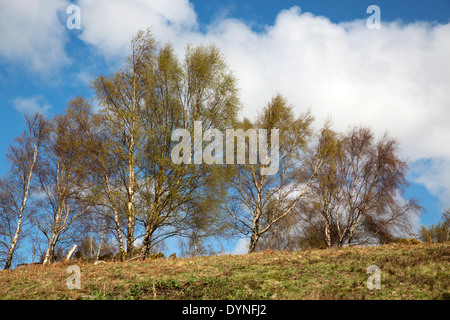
[192, 0, 450, 27]
[0, 1, 449, 258]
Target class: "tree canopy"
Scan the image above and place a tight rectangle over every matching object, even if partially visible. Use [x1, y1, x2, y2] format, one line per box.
[0, 29, 426, 268]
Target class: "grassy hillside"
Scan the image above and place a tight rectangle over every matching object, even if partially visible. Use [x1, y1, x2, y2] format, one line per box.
[1, 242, 448, 300]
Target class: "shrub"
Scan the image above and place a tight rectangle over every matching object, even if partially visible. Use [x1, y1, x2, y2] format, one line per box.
[148, 252, 165, 260]
[394, 238, 421, 245]
[168, 253, 177, 259]
[395, 238, 409, 244]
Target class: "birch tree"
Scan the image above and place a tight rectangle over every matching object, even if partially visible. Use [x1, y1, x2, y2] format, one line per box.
[225, 94, 321, 253]
[299, 124, 344, 248]
[301, 126, 421, 247]
[0, 113, 49, 269]
[36, 100, 92, 265]
[67, 96, 127, 260]
[92, 30, 157, 257]
[137, 41, 239, 259]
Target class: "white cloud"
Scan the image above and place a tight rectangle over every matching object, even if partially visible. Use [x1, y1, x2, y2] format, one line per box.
[133, 237, 143, 248]
[0, 0, 71, 74]
[12, 95, 52, 115]
[410, 158, 450, 208]
[76, 0, 198, 59]
[204, 8, 450, 162]
[232, 237, 249, 255]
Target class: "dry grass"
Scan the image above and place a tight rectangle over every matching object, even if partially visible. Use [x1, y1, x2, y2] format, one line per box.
[0, 242, 448, 300]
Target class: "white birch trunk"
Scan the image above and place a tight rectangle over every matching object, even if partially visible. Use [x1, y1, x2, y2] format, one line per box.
[65, 245, 77, 261]
[4, 141, 38, 269]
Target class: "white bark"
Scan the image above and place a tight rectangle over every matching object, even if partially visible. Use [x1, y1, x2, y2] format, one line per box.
[4, 137, 39, 269]
[65, 244, 77, 261]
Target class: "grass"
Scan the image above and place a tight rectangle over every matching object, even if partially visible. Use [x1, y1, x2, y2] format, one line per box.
[0, 242, 448, 300]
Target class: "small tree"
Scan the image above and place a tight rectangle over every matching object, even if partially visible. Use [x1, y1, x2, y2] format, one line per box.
[36, 100, 93, 265]
[300, 126, 421, 248]
[92, 30, 157, 258]
[66, 96, 128, 261]
[225, 95, 320, 253]
[137, 41, 239, 259]
[0, 113, 50, 269]
[419, 209, 450, 243]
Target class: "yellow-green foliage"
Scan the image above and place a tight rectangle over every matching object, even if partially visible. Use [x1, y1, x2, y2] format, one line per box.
[395, 238, 421, 245]
[148, 252, 165, 260]
[168, 253, 177, 259]
[408, 238, 421, 245]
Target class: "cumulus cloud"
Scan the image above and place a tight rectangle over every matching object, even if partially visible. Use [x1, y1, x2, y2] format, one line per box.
[232, 237, 250, 255]
[204, 8, 450, 162]
[12, 95, 52, 115]
[410, 158, 450, 208]
[0, 0, 71, 74]
[76, 0, 199, 58]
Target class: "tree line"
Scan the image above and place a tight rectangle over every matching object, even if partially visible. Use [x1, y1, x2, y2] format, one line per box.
[418, 209, 450, 243]
[0, 30, 424, 269]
